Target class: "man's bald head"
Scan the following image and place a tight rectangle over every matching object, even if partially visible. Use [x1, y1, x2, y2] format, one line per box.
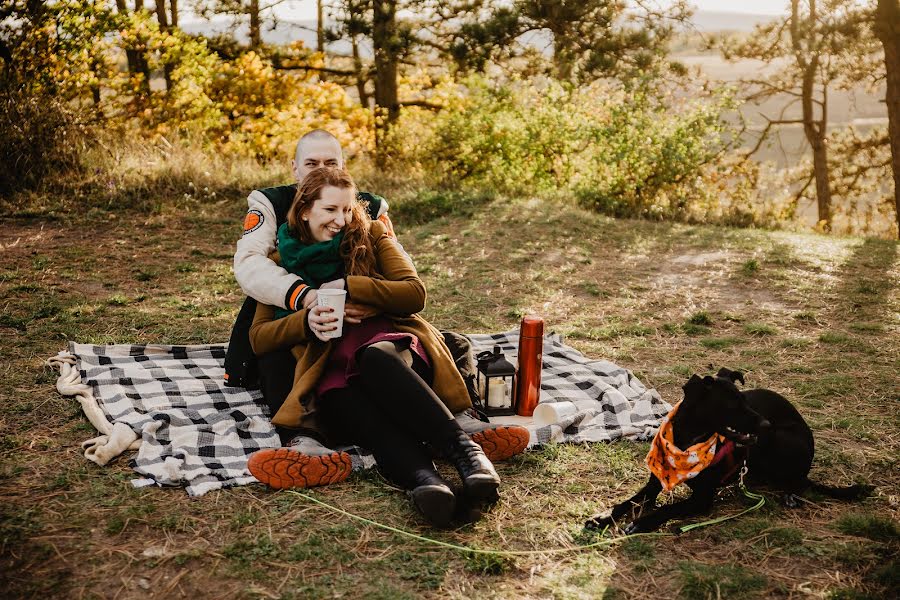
[292, 129, 344, 183]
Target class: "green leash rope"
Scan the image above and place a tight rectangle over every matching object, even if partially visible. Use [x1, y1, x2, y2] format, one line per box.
[677, 476, 766, 533]
[287, 466, 766, 557]
[290, 489, 664, 555]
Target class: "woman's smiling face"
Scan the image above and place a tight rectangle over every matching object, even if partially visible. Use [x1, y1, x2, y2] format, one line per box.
[304, 185, 356, 242]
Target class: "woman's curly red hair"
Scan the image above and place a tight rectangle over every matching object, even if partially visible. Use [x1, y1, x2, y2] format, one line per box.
[286, 167, 377, 277]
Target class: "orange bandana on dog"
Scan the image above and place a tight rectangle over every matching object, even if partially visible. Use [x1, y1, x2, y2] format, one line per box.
[646, 401, 724, 492]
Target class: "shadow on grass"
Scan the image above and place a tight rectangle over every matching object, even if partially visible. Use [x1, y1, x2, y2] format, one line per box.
[388, 188, 497, 226]
[829, 238, 898, 324]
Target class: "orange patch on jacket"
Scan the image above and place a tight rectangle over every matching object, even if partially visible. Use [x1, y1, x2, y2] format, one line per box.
[243, 210, 264, 234]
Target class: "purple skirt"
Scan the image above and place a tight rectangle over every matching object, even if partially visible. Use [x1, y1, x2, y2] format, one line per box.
[315, 316, 430, 396]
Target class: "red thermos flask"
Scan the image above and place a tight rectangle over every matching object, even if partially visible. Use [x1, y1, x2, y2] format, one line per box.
[516, 315, 544, 416]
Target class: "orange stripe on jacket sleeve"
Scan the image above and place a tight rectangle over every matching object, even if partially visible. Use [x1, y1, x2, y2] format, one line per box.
[288, 283, 308, 311]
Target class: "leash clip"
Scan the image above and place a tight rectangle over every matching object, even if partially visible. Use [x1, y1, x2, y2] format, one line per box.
[738, 461, 749, 488]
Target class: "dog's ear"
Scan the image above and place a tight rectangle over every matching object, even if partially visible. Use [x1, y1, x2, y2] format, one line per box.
[716, 368, 745, 386]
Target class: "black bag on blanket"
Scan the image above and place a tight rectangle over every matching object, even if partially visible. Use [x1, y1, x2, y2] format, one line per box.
[439, 330, 489, 421]
[224, 296, 261, 388]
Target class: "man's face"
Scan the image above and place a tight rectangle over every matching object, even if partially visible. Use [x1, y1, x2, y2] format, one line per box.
[292, 138, 343, 182]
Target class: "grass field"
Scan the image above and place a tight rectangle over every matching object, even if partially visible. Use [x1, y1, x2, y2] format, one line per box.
[1, 190, 898, 599]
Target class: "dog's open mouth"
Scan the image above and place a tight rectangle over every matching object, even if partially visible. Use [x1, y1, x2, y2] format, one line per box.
[724, 427, 757, 446]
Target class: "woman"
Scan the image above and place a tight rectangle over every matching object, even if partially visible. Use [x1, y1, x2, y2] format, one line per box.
[246, 167, 501, 527]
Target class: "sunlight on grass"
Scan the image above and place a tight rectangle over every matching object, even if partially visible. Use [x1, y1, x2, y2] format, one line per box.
[2, 196, 898, 599]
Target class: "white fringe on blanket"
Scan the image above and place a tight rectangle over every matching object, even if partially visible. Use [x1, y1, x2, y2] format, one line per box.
[48, 343, 281, 496]
[47, 351, 141, 465]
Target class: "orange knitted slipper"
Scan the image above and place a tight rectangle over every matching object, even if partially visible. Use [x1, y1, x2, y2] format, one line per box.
[470, 425, 530, 462]
[248, 448, 353, 490]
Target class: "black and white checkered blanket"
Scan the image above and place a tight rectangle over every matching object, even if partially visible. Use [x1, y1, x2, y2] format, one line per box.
[56, 332, 669, 496]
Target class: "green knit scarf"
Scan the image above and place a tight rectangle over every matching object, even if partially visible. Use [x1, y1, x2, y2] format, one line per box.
[274, 222, 344, 319]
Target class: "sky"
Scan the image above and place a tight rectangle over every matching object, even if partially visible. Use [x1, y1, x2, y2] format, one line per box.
[681, 1, 788, 14]
[262, 1, 790, 23]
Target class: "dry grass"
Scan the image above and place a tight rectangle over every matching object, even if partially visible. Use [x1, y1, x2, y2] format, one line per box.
[1, 192, 898, 599]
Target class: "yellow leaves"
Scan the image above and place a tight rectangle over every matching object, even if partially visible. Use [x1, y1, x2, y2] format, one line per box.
[24, 3, 374, 162]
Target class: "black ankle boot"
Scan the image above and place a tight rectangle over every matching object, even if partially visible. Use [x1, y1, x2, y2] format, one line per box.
[442, 430, 501, 501]
[409, 468, 456, 528]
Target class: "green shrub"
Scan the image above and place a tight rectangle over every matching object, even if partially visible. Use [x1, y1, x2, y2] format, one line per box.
[417, 75, 736, 219]
[688, 311, 713, 325]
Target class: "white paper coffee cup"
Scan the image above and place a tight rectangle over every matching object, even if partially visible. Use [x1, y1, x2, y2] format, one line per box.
[533, 400, 599, 427]
[316, 289, 347, 338]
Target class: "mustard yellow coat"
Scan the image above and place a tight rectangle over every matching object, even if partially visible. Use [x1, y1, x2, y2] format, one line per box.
[249, 220, 472, 436]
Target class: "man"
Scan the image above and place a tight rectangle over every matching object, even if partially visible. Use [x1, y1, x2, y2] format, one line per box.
[226, 129, 528, 475]
[225, 130, 391, 390]
[232, 130, 392, 332]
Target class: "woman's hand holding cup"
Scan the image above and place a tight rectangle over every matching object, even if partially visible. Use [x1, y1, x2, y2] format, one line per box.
[307, 304, 339, 341]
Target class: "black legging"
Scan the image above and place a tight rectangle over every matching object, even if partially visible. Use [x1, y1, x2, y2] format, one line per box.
[318, 343, 461, 489]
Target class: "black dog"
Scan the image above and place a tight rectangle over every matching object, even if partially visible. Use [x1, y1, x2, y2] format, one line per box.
[585, 368, 868, 533]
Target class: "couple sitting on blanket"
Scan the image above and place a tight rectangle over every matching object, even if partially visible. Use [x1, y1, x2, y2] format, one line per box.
[227, 129, 530, 527]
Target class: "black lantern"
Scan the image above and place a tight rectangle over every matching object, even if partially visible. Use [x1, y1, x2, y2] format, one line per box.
[475, 346, 517, 416]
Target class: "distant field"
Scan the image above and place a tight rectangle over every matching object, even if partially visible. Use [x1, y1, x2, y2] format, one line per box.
[673, 51, 891, 235]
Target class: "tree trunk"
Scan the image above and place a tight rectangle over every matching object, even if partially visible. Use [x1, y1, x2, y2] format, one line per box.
[115, 0, 151, 98]
[810, 128, 831, 225]
[249, 0, 261, 49]
[155, 0, 167, 28]
[792, 0, 832, 228]
[372, 0, 399, 164]
[317, 0, 326, 82]
[876, 0, 900, 237]
[114, 0, 138, 78]
[90, 55, 103, 111]
[317, 0, 325, 52]
[170, 0, 178, 28]
[352, 35, 369, 108]
[155, 0, 172, 91]
[551, 24, 576, 82]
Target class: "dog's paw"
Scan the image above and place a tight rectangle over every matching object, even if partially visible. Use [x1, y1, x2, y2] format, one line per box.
[584, 514, 615, 531]
[623, 517, 665, 534]
[622, 521, 641, 535]
[782, 493, 801, 508]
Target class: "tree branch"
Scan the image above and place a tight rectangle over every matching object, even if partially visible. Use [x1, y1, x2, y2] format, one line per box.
[271, 62, 358, 76]
[743, 115, 805, 158]
[399, 99, 442, 111]
[792, 170, 816, 206]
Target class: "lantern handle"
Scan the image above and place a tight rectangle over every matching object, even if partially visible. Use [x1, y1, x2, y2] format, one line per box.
[475, 350, 494, 361]
[475, 346, 501, 362]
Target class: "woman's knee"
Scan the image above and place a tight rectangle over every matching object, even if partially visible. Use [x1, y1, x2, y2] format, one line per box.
[359, 342, 404, 372]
